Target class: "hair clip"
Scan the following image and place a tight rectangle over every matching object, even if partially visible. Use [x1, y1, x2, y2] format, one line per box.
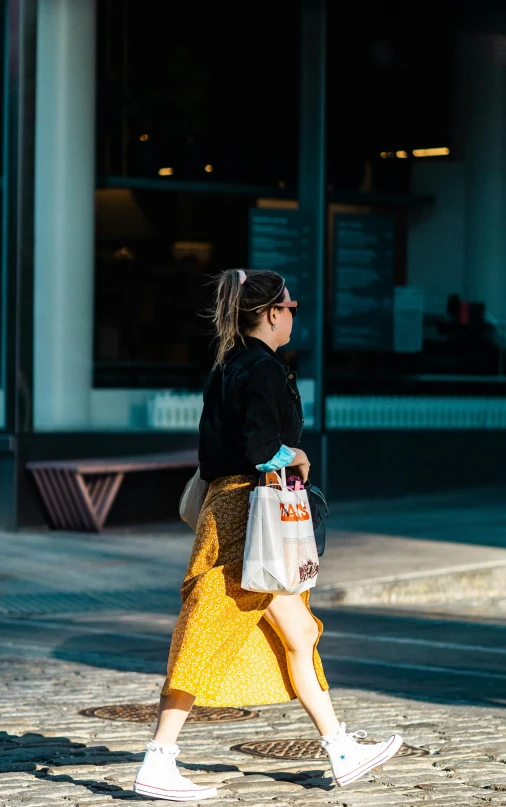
[237, 269, 247, 285]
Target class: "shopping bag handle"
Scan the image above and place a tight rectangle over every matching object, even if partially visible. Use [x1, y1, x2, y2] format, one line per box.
[264, 467, 308, 507]
[265, 466, 287, 490]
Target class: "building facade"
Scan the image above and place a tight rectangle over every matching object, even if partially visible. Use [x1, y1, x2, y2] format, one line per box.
[2, 0, 506, 530]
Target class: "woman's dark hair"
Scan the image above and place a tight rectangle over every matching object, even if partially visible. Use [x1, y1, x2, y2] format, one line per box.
[212, 269, 285, 367]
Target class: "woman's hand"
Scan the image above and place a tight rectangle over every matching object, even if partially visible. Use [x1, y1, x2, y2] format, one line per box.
[289, 448, 310, 483]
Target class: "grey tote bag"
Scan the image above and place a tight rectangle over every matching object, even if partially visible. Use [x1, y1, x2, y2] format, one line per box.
[179, 469, 209, 532]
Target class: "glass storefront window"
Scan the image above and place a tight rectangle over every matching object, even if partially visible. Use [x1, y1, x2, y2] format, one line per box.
[94, 189, 253, 390]
[97, 1, 300, 188]
[93, 1, 303, 432]
[93, 189, 317, 430]
[326, 4, 451, 197]
[325, 4, 506, 416]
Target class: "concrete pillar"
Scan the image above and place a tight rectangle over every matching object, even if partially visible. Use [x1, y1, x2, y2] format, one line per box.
[456, 30, 506, 328]
[33, 0, 96, 429]
[298, 0, 326, 427]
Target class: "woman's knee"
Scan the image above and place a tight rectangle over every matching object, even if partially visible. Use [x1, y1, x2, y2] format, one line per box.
[284, 619, 319, 653]
[263, 597, 319, 653]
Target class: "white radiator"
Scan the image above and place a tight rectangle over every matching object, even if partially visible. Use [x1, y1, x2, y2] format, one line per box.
[147, 391, 203, 431]
[325, 396, 506, 430]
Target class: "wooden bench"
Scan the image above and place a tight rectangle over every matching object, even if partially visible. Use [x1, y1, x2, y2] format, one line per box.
[27, 450, 198, 532]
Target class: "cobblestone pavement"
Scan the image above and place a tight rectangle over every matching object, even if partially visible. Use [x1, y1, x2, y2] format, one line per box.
[2, 509, 506, 807]
[1, 655, 506, 807]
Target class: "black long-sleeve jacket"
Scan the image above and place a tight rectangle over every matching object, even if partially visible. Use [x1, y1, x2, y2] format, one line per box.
[199, 336, 304, 481]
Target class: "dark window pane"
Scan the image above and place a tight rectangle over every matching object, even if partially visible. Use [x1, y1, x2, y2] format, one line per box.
[327, 2, 451, 195]
[94, 190, 292, 389]
[325, 4, 506, 398]
[97, 1, 300, 188]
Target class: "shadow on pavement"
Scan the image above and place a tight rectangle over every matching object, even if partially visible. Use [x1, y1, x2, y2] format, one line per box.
[0, 731, 330, 796]
[47, 603, 506, 711]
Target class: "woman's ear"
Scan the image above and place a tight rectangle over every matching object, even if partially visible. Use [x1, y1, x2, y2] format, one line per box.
[267, 306, 277, 327]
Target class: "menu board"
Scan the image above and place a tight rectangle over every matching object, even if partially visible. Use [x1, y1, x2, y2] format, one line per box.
[249, 209, 314, 350]
[333, 214, 395, 351]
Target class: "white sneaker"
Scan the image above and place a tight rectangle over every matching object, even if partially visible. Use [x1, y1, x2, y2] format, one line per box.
[320, 722, 403, 787]
[134, 740, 218, 801]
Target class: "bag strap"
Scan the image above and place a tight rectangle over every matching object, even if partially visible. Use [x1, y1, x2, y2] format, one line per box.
[308, 484, 329, 517]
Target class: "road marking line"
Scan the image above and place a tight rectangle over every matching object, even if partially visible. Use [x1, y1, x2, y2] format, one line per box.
[323, 630, 506, 655]
[3, 634, 505, 682]
[0, 618, 174, 642]
[0, 641, 162, 669]
[4, 621, 505, 681]
[5, 620, 505, 656]
[320, 654, 506, 681]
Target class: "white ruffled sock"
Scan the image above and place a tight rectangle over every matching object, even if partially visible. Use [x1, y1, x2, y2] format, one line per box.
[320, 723, 344, 743]
[147, 739, 179, 753]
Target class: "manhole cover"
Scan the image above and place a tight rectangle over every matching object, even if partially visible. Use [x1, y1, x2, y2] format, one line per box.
[231, 738, 428, 760]
[79, 703, 258, 723]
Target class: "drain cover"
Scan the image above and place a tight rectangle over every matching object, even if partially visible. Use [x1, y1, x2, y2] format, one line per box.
[231, 738, 428, 760]
[79, 703, 258, 723]
[232, 739, 328, 760]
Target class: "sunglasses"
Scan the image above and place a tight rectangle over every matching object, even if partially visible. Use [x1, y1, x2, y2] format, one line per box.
[275, 301, 298, 318]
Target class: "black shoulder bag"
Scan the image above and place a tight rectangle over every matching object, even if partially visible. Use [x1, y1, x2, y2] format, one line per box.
[306, 481, 329, 557]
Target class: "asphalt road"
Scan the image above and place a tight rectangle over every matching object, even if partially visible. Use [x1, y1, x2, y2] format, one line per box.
[2, 496, 506, 715]
[1, 599, 505, 711]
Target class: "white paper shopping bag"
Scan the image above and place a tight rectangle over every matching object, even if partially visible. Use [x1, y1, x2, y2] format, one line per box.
[241, 468, 319, 594]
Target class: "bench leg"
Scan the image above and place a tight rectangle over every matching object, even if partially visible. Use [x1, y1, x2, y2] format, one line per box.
[76, 472, 125, 531]
[31, 469, 124, 532]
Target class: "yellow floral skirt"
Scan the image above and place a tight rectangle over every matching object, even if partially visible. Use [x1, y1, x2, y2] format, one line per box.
[160, 474, 329, 707]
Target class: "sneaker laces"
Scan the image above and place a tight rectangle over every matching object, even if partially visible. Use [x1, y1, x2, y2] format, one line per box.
[320, 722, 368, 750]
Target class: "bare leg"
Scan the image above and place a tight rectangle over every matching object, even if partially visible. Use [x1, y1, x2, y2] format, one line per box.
[262, 594, 340, 736]
[152, 689, 196, 745]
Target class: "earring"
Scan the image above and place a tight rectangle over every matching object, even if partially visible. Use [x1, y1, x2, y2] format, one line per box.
[271, 324, 278, 331]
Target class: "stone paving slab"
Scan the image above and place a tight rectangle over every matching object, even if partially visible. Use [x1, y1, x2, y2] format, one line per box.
[1, 657, 505, 807]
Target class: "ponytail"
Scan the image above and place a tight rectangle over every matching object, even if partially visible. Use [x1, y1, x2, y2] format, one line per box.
[213, 270, 244, 368]
[211, 269, 285, 367]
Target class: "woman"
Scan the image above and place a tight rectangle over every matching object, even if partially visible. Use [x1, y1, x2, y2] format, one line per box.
[135, 269, 402, 801]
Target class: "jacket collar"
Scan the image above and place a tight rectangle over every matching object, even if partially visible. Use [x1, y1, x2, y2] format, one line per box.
[228, 335, 289, 372]
[243, 336, 291, 372]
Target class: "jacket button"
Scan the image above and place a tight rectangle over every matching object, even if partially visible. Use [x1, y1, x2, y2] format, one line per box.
[288, 373, 294, 379]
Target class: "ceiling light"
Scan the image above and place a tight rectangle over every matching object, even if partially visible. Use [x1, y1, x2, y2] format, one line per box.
[396, 150, 408, 159]
[412, 147, 450, 158]
[158, 167, 174, 176]
[204, 164, 213, 173]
